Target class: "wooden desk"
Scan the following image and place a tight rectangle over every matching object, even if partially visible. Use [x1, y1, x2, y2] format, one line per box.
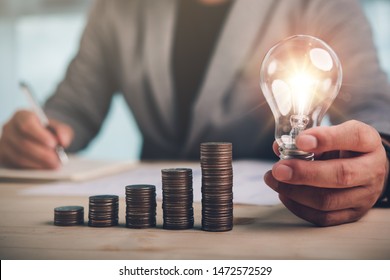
[0, 180, 389, 260]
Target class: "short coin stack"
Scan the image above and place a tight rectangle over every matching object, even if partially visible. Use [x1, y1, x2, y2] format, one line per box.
[88, 195, 119, 227]
[200, 142, 233, 232]
[125, 185, 157, 228]
[54, 206, 84, 226]
[162, 168, 194, 230]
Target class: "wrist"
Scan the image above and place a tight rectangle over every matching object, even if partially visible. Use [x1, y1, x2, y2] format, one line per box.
[375, 137, 390, 207]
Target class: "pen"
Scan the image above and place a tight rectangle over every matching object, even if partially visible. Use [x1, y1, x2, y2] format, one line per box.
[19, 81, 69, 165]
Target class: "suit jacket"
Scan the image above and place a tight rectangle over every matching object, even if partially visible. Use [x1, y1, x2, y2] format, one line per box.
[45, 0, 390, 160]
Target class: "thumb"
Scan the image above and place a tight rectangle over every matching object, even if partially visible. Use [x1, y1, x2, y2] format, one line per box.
[49, 120, 74, 148]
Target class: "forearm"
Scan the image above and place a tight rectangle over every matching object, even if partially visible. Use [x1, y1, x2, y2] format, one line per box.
[44, 0, 118, 152]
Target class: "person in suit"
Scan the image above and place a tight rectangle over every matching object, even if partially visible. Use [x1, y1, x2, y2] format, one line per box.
[1, 0, 390, 226]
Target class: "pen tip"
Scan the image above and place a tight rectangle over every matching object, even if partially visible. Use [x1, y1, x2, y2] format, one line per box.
[56, 146, 69, 165]
[19, 81, 27, 88]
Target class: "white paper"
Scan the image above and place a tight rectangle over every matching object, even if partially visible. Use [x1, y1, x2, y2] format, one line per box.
[0, 156, 136, 181]
[21, 160, 280, 205]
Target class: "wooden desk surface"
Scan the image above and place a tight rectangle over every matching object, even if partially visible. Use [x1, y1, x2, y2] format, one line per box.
[0, 180, 389, 260]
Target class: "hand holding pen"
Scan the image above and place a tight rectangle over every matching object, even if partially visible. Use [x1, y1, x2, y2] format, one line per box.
[0, 83, 74, 169]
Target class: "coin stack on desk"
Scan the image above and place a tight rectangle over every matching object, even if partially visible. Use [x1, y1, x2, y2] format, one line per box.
[125, 184, 157, 228]
[88, 195, 119, 227]
[54, 206, 84, 226]
[200, 142, 233, 232]
[161, 168, 194, 230]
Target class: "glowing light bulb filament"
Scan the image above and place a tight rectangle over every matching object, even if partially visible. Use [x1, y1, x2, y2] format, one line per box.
[289, 72, 317, 115]
[289, 114, 309, 142]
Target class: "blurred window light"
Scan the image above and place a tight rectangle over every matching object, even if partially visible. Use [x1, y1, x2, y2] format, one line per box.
[360, 0, 390, 78]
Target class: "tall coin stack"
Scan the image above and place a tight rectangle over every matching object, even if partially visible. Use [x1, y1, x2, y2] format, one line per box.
[162, 168, 194, 230]
[200, 142, 233, 232]
[88, 195, 119, 227]
[125, 185, 157, 228]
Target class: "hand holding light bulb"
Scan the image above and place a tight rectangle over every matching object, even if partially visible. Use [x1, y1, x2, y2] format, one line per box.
[261, 35, 389, 226]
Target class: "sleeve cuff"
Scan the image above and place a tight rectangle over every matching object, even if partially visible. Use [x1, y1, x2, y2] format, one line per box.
[374, 137, 390, 208]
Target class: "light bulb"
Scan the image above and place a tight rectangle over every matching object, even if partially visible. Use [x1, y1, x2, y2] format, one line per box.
[260, 35, 342, 160]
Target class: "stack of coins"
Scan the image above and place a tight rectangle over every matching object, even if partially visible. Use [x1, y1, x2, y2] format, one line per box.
[88, 195, 119, 227]
[162, 168, 194, 230]
[54, 206, 84, 226]
[125, 185, 157, 228]
[200, 142, 233, 232]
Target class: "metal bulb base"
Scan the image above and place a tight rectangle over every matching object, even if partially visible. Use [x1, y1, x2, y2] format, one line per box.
[279, 147, 314, 161]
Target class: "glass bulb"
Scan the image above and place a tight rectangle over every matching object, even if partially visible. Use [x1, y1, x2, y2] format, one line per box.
[260, 35, 342, 160]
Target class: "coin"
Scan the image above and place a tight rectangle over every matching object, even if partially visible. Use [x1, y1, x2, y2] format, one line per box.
[88, 195, 119, 227]
[54, 205, 84, 226]
[200, 142, 233, 232]
[161, 168, 194, 230]
[125, 184, 156, 229]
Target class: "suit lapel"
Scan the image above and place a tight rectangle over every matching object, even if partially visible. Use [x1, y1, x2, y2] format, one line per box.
[184, 0, 275, 151]
[144, 0, 176, 136]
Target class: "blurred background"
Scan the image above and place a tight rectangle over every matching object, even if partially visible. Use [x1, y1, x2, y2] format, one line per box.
[1, 0, 389, 161]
